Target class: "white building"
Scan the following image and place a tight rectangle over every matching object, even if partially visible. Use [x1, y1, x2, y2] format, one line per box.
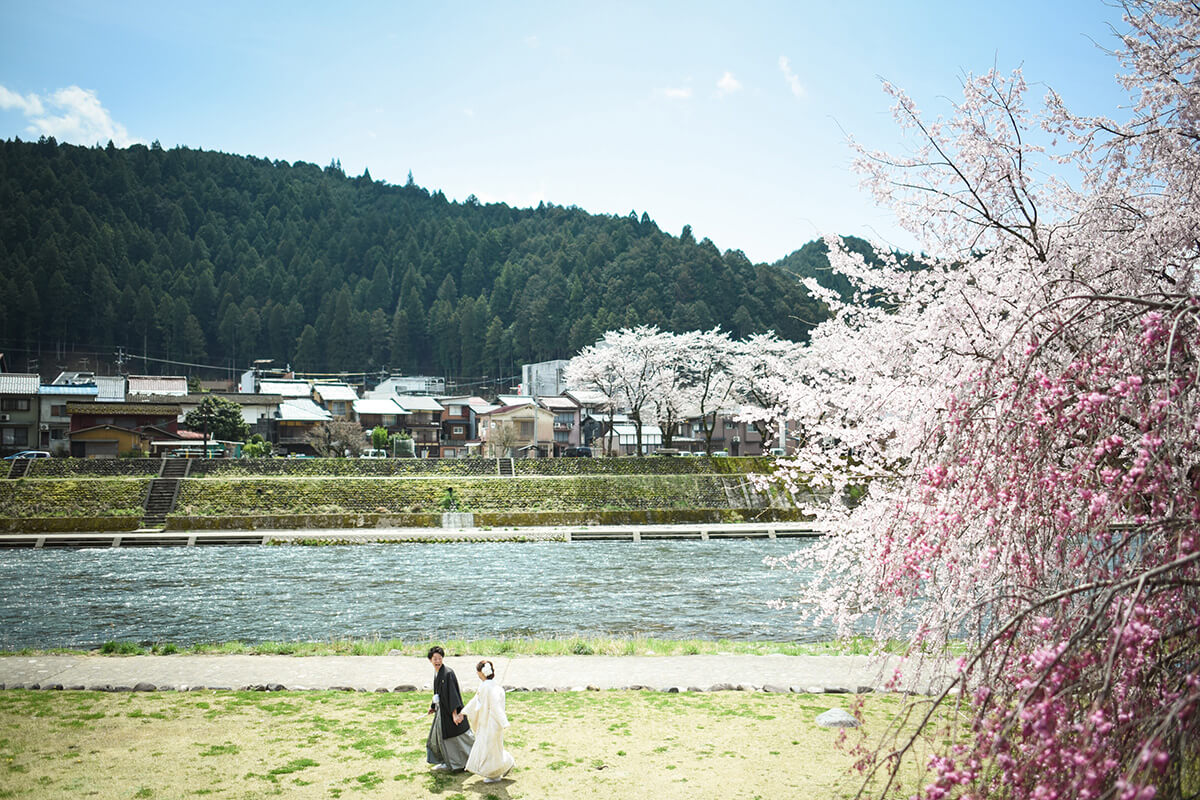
[521, 359, 569, 398]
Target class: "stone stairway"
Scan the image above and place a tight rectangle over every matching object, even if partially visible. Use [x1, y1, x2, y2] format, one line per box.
[6, 459, 30, 479]
[142, 475, 182, 528]
[497, 458, 514, 477]
[159, 458, 190, 478]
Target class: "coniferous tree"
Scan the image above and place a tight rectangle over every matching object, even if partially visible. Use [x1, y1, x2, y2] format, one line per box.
[0, 137, 838, 374]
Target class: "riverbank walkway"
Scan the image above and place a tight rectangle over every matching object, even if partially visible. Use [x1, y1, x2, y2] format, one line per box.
[0, 653, 941, 694]
[0, 521, 826, 548]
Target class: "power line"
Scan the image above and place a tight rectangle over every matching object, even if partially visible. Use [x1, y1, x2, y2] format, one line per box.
[124, 352, 235, 372]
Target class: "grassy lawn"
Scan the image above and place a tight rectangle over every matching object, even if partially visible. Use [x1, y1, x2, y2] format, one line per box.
[3, 634, 910, 659]
[0, 687, 945, 799]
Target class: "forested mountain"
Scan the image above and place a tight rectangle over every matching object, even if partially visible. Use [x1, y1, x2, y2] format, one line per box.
[0, 137, 830, 379]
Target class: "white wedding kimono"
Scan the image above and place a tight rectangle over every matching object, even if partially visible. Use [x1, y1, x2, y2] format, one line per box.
[462, 679, 515, 780]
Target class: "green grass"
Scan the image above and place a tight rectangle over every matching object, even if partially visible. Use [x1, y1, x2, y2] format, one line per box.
[3, 634, 939, 658]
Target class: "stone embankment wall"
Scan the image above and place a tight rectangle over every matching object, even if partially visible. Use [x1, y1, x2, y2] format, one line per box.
[0, 456, 815, 531]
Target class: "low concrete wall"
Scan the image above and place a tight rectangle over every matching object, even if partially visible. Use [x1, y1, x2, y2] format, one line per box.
[0, 516, 142, 533]
[165, 513, 441, 531]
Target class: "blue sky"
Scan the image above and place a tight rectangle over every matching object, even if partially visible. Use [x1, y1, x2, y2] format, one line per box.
[1, 1, 1131, 263]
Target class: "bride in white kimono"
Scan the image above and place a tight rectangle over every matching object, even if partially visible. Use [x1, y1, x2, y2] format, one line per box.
[453, 660, 515, 783]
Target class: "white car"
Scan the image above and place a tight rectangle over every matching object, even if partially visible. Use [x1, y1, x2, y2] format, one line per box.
[360, 449, 387, 459]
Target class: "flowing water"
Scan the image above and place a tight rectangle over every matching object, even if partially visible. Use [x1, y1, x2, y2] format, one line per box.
[0, 539, 839, 650]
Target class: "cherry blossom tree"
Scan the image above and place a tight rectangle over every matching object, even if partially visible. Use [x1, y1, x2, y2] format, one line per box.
[766, 3, 1200, 798]
[649, 330, 697, 449]
[682, 328, 739, 455]
[564, 335, 623, 456]
[566, 325, 669, 455]
[728, 331, 804, 451]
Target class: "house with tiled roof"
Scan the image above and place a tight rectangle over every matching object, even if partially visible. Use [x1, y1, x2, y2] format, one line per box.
[274, 398, 332, 455]
[38, 382, 98, 456]
[394, 395, 443, 457]
[312, 382, 359, 418]
[537, 394, 582, 455]
[436, 396, 485, 458]
[0, 373, 40, 457]
[477, 403, 556, 458]
[66, 401, 183, 458]
[353, 397, 404, 433]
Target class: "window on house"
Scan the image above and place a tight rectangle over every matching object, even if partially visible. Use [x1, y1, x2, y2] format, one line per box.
[555, 431, 568, 443]
[51, 404, 67, 417]
[1, 398, 30, 412]
[518, 421, 533, 438]
[1, 428, 28, 446]
[452, 425, 464, 435]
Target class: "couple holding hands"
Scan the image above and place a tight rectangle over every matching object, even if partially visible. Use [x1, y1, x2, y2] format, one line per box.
[425, 646, 515, 784]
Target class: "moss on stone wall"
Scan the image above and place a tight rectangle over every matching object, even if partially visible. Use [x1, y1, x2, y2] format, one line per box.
[24, 455, 777, 479]
[165, 513, 442, 531]
[171, 474, 771, 516]
[0, 456, 813, 531]
[0, 516, 142, 532]
[24, 459, 161, 478]
[0, 479, 148, 518]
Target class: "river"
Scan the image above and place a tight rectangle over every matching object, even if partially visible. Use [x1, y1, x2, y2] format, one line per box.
[0, 539, 837, 650]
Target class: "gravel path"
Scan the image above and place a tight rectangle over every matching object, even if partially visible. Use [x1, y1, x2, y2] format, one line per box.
[0, 652, 946, 694]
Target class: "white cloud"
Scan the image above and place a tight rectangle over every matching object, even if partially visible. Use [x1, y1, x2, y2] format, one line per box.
[778, 56, 806, 99]
[0, 83, 140, 146]
[0, 85, 44, 116]
[657, 87, 693, 100]
[716, 71, 742, 96]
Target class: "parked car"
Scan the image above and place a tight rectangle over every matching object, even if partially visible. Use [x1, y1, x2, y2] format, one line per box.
[710, 450, 729, 457]
[563, 446, 592, 457]
[360, 449, 387, 459]
[3, 450, 51, 460]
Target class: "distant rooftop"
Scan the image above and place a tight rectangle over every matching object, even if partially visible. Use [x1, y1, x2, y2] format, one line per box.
[276, 398, 332, 422]
[0, 373, 40, 394]
[313, 383, 359, 401]
[260, 380, 313, 397]
[127, 375, 188, 396]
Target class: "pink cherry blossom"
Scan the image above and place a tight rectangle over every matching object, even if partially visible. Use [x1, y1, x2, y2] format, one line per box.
[763, 3, 1200, 798]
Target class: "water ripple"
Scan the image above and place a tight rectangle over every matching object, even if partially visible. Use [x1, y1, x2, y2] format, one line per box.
[0, 540, 835, 649]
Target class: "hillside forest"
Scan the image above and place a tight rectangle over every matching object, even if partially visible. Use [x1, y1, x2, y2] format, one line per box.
[0, 137, 870, 381]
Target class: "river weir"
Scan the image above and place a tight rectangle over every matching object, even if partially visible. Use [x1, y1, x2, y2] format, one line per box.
[0, 539, 835, 650]
[0, 521, 823, 548]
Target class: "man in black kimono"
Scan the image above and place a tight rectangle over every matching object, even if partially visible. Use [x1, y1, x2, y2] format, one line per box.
[426, 646, 475, 771]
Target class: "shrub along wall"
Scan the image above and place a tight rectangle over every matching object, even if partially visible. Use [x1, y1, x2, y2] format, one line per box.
[0, 479, 149, 517]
